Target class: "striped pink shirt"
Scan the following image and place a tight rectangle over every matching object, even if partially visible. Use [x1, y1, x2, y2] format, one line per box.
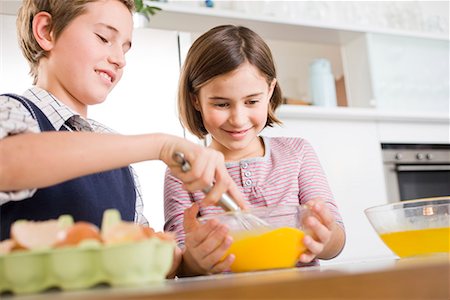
[164, 136, 344, 252]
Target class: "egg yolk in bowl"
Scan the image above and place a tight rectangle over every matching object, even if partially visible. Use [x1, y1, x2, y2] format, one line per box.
[224, 227, 306, 272]
[379, 227, 450, 258]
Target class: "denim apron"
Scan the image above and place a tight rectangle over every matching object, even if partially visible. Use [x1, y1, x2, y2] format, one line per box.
[0, 94, 136, 240]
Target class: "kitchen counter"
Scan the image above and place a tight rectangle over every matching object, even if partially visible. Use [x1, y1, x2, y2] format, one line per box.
[6, 255, 449, 299]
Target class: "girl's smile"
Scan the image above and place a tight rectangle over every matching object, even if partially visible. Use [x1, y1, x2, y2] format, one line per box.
[224, 127, 251, 140]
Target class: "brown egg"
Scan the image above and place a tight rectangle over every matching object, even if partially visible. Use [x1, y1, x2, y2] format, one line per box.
[56, 221, 101, 247]
[142, 226, 155, 238]
[154, 231, 175, 242]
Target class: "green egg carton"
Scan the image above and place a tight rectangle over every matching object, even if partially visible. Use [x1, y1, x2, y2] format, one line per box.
[0, 210, 175, 295]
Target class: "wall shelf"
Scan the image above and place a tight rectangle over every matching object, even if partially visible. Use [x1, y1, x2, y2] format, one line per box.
[147, 2, 449, 45]
[276, 105, 450, 123]
[1, 1, 447, 43]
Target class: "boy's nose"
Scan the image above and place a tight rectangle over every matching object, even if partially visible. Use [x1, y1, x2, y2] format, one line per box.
[108, 46, 126, 69]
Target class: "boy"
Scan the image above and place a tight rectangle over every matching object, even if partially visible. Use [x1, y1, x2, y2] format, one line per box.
[0, 0, 242, 276]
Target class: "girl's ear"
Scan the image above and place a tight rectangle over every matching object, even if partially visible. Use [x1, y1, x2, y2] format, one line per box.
[192, 95, 201, 111]
[33, 11, 54, 51]
[267, 78, 277, 100]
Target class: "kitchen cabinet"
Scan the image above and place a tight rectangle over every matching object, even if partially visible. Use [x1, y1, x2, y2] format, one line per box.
[146, 1, 449, 112]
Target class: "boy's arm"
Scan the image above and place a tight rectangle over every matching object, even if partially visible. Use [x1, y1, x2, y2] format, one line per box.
[0, 131, 167, 191]
[0, 131, 244, 208]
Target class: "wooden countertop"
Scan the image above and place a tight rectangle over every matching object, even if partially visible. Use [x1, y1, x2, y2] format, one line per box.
[7, 255, 450, 299]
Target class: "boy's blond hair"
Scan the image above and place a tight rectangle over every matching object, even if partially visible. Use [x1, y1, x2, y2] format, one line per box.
[17, 0, 135, 84]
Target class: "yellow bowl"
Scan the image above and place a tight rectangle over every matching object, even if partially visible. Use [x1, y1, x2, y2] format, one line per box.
[199, 205, 308, 272]
[364, 197, 450, 258]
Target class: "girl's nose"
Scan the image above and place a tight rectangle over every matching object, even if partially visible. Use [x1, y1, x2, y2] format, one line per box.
[228, 106, 246, 127]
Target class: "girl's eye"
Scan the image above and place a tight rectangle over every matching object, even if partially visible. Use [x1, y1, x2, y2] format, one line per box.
[213, 103, 229, 108]
[247, 100, 259, 105]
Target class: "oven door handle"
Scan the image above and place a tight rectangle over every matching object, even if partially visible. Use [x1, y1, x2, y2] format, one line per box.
[397, 165, 450, 171]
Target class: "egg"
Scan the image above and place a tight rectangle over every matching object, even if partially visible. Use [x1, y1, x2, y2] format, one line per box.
[56, 222, 101, 247]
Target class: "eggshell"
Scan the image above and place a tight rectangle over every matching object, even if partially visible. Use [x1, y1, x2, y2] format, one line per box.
[0, 239, 17, 255]
[56, 222, 101, 247]
[101, 222, 147, 245]
[11, 220, 62, 250]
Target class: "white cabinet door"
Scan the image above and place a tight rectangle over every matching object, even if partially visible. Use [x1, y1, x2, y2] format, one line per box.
[264, 119, 395, 264]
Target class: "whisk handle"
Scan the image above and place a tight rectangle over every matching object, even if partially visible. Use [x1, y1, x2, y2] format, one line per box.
[172, 152, 241, 212]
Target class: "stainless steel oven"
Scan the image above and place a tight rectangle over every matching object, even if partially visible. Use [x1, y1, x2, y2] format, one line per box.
[382, 143, 450, 202]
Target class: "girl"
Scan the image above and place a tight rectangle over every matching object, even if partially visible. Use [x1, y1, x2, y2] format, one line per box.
[164, 25, 346, 276]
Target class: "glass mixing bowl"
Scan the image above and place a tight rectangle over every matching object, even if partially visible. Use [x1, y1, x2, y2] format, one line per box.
[199, 205, 310, 272]
[364, 197, 450, 258]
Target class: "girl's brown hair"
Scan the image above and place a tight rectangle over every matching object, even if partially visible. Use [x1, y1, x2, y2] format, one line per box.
[178, 25, 283, 139]
[16, 0, 135, 84]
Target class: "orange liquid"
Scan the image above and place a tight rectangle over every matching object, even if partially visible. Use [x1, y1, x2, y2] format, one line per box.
[380, 227, 450, 258]
[225, 227, 306, 272]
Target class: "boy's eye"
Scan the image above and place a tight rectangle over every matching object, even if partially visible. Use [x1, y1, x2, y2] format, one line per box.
[96, 34, 110, 45]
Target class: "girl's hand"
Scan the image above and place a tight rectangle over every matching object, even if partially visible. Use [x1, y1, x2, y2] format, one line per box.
[179, 204, 234, 276]
[298, 199, 340, 263]
[161, 136, 244, 209]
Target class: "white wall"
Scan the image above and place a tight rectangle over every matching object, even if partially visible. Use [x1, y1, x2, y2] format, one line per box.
[0, 14, 32, 92]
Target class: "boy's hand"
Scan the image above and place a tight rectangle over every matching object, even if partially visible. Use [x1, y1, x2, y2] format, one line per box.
[179, 204, 234, 276]
[298, 199, 337, 263]
[161, 136, 244, 209]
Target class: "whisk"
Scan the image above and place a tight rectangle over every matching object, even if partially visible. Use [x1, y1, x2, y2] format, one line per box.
[172, 152, 270, 231]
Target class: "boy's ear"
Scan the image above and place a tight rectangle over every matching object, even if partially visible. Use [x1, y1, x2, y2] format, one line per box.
[32, 11, 54, 51]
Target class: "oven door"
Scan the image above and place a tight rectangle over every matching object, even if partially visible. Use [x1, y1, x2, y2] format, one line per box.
[394, 164, 450, 201]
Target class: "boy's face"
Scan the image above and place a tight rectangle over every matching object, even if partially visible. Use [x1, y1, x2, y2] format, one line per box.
[196, 62, 275, 161]
[42, 0, 133, 112]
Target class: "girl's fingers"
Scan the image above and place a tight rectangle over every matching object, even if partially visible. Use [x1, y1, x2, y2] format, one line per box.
[201, 234, 233, 270]
[185, 220, 221, 248]
[299, 251, 316, 263]
[303, 234, 324, 257]
[209, 253, 235, 274]
[196, 223, 230, 259]
[311, 202, 335, 229]
[183, 203, 201, 233]
[305, 216, 331, 245]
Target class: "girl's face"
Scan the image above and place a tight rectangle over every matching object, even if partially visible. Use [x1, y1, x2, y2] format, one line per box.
[196, 62, 276, 162]
[38, 0, 133, 116]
